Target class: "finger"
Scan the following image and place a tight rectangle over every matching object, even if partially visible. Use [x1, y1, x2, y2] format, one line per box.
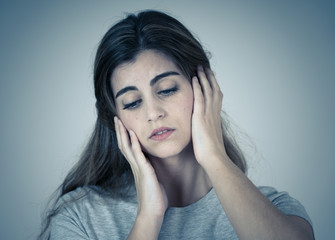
[205, 68, 223, 110]
[205, 68, 220, 91]
[116, 119, 143, 176]
[115, 117, 135, 166]
[114, 117, 122, 150]
[197, 65, 212, 95]
[192, 76, 205, 115]
[129, 130, 147, 166]
[116, 118, 133, 158]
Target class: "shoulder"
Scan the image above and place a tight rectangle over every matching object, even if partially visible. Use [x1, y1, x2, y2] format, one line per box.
[55, 185, 137, 214]
[50, 186, 137, 239]
[258, 186, 303, 208]
[258, 186, 313, 226]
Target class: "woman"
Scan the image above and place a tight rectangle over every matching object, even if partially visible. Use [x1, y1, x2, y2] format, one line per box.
[41, 10, 314, 239]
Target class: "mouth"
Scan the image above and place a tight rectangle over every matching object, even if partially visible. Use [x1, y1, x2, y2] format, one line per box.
[150, 127, 175, 141]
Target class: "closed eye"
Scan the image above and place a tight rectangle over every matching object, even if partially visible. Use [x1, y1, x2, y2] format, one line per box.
[123, 99, 142, 110]
[158, 87, 178, 97]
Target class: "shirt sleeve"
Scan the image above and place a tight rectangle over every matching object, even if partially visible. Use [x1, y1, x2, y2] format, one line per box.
[258, 186, 313, 227]
[49, 206, 89, 240]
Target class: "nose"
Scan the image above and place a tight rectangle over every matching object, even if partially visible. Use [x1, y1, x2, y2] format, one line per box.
[146, 101, 166, 122]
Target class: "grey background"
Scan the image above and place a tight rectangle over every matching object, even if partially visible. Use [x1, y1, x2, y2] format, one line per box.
[1, 1, 334, 239]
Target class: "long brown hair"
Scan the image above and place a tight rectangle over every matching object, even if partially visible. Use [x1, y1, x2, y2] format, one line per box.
[39, 10, 247, 239]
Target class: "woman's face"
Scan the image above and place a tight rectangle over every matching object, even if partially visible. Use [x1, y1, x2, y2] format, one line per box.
[112, 50, 194, 159]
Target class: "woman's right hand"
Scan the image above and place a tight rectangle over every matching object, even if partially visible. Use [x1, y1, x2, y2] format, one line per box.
[114, 117, 168, 219]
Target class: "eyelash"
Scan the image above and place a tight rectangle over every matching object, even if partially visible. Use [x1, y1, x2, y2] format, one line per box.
[123, 100, 142, 110]
[122, 87, 179, 110]
[158, 86, 178, 96]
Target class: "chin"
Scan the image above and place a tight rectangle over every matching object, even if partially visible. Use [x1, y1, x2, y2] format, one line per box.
[144, 141, 192, 160]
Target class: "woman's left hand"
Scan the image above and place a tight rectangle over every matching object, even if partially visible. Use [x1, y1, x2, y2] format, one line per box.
[191, 67, 315, 240]
[191, 66, 227, 166]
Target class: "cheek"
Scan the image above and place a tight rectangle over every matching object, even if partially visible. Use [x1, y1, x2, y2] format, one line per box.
[183, 90, 194, 116]
[118, 113, 139, 132]
[183, 102, 193, 120]
[118, 114, 147, 143]
[173, 89, 194, 129]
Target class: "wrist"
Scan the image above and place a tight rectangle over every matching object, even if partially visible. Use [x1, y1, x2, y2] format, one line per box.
[202, 151, 244, 187]
[198, 148, 229, 169]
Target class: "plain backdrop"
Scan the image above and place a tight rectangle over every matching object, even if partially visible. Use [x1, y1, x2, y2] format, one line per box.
[1, 1, 334, 239]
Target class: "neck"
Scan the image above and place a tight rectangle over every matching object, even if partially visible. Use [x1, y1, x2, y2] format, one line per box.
[148, 143, 212, 207]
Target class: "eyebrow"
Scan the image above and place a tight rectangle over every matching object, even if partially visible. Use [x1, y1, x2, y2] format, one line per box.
[115, 71, 180, 99]
[150, 71, 180, 86]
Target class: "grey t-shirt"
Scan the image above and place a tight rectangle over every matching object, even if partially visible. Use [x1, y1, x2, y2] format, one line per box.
[50, 186, 312, 239]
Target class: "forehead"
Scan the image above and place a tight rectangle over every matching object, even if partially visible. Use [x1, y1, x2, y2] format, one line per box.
[111, 50, 180, 92]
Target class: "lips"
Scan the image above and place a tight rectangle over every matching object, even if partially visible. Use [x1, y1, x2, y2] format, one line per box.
[150, 127, 175, 141]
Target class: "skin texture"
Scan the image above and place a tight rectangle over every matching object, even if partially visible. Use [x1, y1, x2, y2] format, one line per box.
[113, 50, 314, 240]
[113, 50, 194, 160]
